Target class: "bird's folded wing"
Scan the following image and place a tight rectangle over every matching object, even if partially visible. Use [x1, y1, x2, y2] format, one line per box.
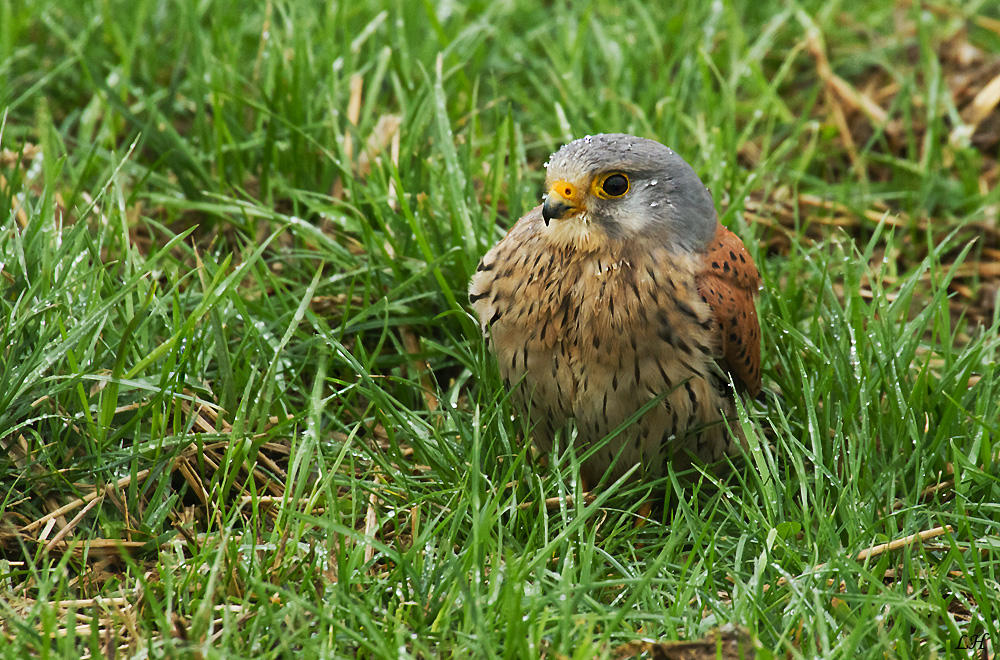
[695, 225, 762, 398]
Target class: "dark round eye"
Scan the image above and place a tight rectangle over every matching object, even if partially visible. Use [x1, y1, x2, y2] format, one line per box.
[602, 174, 629, 197]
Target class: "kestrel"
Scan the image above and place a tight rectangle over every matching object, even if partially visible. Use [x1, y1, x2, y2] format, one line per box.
[469, 134, 761, 486]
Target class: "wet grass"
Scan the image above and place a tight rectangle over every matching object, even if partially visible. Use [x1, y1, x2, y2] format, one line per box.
[1, 1, 999, 657]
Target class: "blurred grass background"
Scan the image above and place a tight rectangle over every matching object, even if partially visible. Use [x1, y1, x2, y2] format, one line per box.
[1, 0, 999, 657]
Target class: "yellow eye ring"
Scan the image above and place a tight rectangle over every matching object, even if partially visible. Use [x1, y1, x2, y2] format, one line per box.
[595, 172, 630, 198]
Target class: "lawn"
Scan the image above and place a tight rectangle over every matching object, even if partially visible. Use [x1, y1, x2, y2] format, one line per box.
[1, 0, 999, 658]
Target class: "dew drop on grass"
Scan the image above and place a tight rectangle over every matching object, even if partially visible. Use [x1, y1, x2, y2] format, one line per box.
[27, 151, 45, 178]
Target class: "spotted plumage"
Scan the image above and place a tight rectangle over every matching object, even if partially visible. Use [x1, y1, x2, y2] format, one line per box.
[469, 134, 761, 485]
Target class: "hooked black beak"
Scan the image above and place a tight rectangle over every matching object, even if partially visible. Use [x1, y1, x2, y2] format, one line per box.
[542, 197, 573, 226]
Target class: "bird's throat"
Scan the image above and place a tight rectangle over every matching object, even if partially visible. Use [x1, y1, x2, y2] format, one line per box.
[542, 214, 606, 254]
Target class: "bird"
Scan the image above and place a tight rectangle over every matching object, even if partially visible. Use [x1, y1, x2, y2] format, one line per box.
[469, 134, 761, 487]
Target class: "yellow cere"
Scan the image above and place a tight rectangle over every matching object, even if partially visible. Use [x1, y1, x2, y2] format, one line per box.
[550, 180, 577, 199]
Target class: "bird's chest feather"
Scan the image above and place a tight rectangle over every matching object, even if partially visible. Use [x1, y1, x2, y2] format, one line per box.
[472, 223, 720, 424]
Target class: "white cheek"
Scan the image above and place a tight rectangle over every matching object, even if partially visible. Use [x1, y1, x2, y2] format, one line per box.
[611, 206, 650, 234]
[595, 193, 656, 235]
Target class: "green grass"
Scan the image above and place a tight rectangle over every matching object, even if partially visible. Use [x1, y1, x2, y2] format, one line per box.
[2, 0, 999, 657]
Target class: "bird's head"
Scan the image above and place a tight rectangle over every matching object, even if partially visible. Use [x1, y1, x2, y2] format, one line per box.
[541, 134, 717, 252]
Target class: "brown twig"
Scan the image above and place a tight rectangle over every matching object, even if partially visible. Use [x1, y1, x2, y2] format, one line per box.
[23, 470, 152, 534]
[517, 494, 596, 511]
[43, 495, 105, 553]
